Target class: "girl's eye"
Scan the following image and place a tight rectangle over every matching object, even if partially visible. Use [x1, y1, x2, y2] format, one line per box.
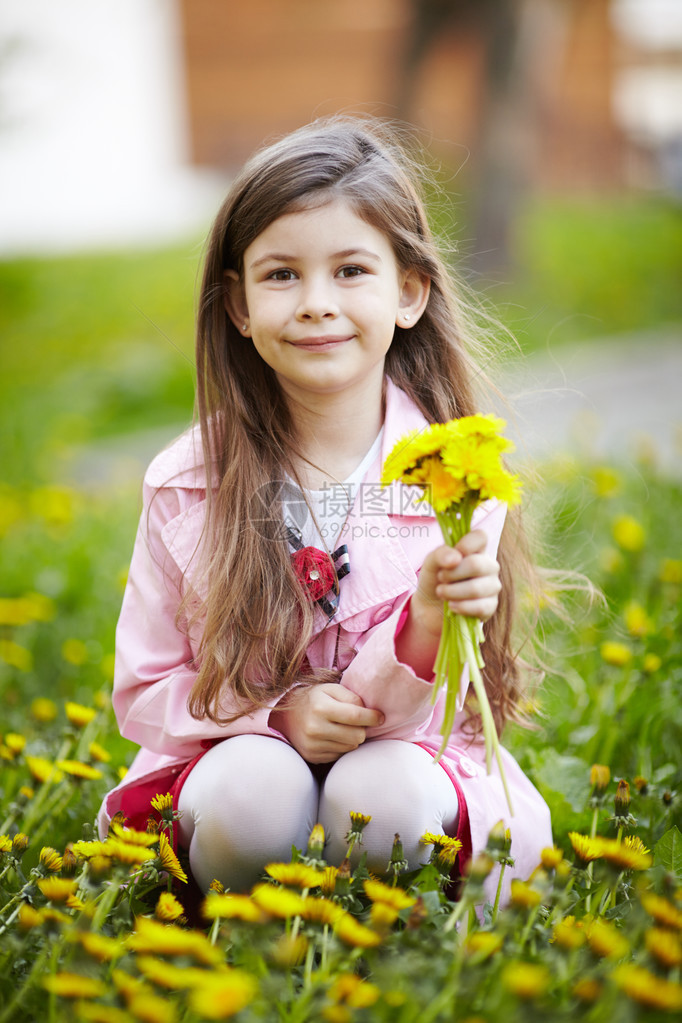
[268, 269, 296, 281]
[338, 265, 366, 279]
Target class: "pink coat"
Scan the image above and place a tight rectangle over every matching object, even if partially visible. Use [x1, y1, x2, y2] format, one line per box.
[99, 380, 551, 900]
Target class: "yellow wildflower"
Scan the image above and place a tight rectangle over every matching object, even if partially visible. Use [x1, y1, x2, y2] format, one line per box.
[127, 992, 174, 1023]
[641, 892, 682, 930]
[589, 764, 610, 792]
[73, 1003, 132, 1023]
[104, 840, 157, 867]
[265, 862, 325, 889]
[30, 697, 58, 722]
[65, 700, 96, 726]
[108, 823, 159, 847]
[271, 933, 309, 967]
[320, 866, 339, 896]
[4, 733, 26, 755]
[12, 833, 29, 855]
[334, 913, 383, 948]
[369, 901, 399, 933]
[202, 892, 265, 923]
[600, 641, 632, 667]
[643, 653, 662, 674]
[586, 917, 629, 959]
[187, 971, 257, 1019]
[363, 878, 416, 911]
[660, 558, 682, 584]
[500, 961, 550, 1000]
[26, 755, 62, 783]
[251, 883, 305, 919]
[0, 835, 12, 853]
[127, 917, 223, 966]
[328, 973, 381, 1009]
[18, 786, 34, 800]
[208, 878, 225, 894]
[135, 956, 218, 989]
[43, 973, 106, 999]
[590, 466, 621, 498]
[111, 969, 156, 1002]
[569, 832, 603, 863]
[38, 877, 78, 902]
[612, 515, 645, 552]
[155, 832, 187, 882]
[62, 640, 89, 667]
[624, 601, 652, 637]
[150, 792, 174, 819]
[75, 931, 126, 963]
[510, 880, 542, 909]
[540, 846, 565, 870]
[572, 979, 602, 1003]
[299, 896, 345, 926]
[552, 917, 586, 950]
[18, 904, 44, 930]
[39, 847, 63, 873]
[645, 927, 682, 967]
[598, 835, 651, 871]
[464, 931, 503, 959]
[88, 741, 111, 763]
[154, 891, 185, 922]
[613, 964, 682, 1012]
[0, 639, 33, 671]
[56, 760, 103, 781]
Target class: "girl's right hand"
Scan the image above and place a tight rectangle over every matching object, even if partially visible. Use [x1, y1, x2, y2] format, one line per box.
[269, 683, 384, 764]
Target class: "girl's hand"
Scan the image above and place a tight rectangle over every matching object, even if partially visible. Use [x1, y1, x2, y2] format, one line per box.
[269, 683, 385, 764]
[417, 529, 501, 632]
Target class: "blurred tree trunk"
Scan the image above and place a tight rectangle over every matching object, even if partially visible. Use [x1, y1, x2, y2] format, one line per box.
[397, 0, 571, 278]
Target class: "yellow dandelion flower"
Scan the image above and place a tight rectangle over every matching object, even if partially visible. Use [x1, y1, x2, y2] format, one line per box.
[349, 811, 372, 830]
[0, 639, 33, 671]
[135, 956, 217, 989]
[600, 641, 632, 667]
[108, 823, 159, 847]
[62, 641, 89, 667]
[660, 558, 682, 584]
[18, 785, 34, 799]
[322, 1009, 352, 1023]
[380, 424, 451, 486]
[510, 880, 543, 909]
[202, 892, 265, 923]
[612, 515, 645, 552]
[552, 917, 586, 950]
[18, 904, 44, 930]
[65, 700, 96, 726]
[73, 1003, 132, 1023]
[127, 992, 175, 1023]
[76, 931, 126, 962]
[265, 862, 325, 889]
[4, 733, 26, 755]
[363, 879, 416, 911]
[208, 878, 225, 894]
[88, 741, 111, 763]
[500, 961, 550, 1000]
[624, 601, 652, 637]
[38, 877, 78, 902]
[613, 964, 682, 1012]
[39, 846, 63, 872]
[369, 902, 399, 933]
[251, 883, 305, 919]
[540, 846, 565, 870]
[599, 836, 652, 871]
[320, 866, 339, 896]
[328, 973, 381, 1009]
[307, 822, 325, 856]
[589, 764, 610, 792]
[71, 839, 108, 860]
[334, 913, 383, 948]
[271, 933, 309, 967]
[646, 927, 682, 968]
[31, 697, 58, 722]
[156, 831, 187, 883]
[586, 917, 629, 959]
[12, 832, 29, 855]
[56, 759, 103, 781]
[572, 978, 602, 1003]
[299, 896, 345, 926]
[104, 839, 157, 867]
[43, 973, 106, 999]
[464, 931, 504, 959]
[155, 892, 185, 922]
[187, 971, 257, 1019]
[641, 892, 682, 930]
[0, 835, 12, 853]
[26, 756, 62, 784]
[127, 916, 223, 966]
[150, 792, 174, 819]
[0, 597, 32, 626]
[590, 466, 621, 498]
[643, 653, 662, 674]
[111, 969, 156, 1002]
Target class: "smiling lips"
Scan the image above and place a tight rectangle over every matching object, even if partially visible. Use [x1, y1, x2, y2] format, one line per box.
[287, 335, 354, 351]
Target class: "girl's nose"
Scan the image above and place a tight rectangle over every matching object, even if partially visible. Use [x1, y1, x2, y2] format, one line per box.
[296, 278, 339, 320]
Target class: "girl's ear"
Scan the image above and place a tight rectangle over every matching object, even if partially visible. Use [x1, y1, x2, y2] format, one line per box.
[396, 269, 431, 329]
[224, 270, 251, 337]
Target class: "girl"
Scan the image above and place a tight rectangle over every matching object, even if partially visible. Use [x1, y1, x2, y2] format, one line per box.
[98, 117, 551, 902]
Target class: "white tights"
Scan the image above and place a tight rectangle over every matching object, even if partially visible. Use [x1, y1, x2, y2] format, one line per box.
[177, 735, 459, 892]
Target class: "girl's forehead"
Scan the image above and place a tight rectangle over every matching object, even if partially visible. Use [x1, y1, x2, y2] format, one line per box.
[245, 198, 391, 259]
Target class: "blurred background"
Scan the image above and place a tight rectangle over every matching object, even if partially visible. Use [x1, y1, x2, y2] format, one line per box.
[1, 0, 681, 490]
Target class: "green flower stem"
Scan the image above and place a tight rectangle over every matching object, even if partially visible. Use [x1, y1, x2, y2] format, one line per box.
[492, 862, 507, 923]
[0, 942, 51, 1023]
[585, 805, 600, 914]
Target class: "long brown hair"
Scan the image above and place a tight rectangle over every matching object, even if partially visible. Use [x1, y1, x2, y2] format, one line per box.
[188, 116, 536, 732]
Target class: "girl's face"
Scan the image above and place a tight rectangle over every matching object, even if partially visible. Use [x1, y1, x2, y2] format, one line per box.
[225, 199, 429, 408]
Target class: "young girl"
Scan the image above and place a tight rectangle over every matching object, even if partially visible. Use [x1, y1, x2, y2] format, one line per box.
[98, 117, 551, 902]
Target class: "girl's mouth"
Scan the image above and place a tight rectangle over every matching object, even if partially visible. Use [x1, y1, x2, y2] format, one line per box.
[287, 335, 354, 352]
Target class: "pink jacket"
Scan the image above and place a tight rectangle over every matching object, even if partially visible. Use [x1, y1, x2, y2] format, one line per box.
[99, 380, 551, 899]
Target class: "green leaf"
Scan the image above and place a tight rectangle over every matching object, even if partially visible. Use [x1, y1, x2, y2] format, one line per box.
[654, 827, 682, 881]
[531, 750, 591, 814]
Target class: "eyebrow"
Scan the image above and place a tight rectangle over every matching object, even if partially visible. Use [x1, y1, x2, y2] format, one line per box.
[248, 247, 383, 271]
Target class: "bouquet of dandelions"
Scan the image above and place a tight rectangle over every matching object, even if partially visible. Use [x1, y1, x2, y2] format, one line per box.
[381, 414, 521, 815]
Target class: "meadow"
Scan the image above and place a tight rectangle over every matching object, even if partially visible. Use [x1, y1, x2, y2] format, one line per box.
[0, 196, 681, 1020]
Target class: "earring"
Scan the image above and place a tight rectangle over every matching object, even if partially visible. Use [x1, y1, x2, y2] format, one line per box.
[242, 324, 248, 333]
[403, 314, 411, 323]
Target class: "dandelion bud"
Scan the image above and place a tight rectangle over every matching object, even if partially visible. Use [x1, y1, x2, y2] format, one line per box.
[306, 823, 325, 859]
[335, 857, 352, 895]
[590, 764, 610, 793]
[465, 852, 495, 883]
[61, 844, 78, 877]
[388, 833, 408, 877]
[614, 779, 631, 817]
[345, 811, 371, 845]
[146, 817, 160, 835]
[12, 832, 29, 856]
[663, 791, 673, 806]
[633, 776, 648, 795]
[39, 846, 63, 873]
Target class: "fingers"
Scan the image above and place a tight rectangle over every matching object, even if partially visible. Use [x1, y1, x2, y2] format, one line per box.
[419, 532, 501, 622]
[269, 683, 384, 764]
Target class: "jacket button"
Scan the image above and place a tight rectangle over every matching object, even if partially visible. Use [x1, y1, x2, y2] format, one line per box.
[373, 604, 392, 624]
[457, 756, 478, 778]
